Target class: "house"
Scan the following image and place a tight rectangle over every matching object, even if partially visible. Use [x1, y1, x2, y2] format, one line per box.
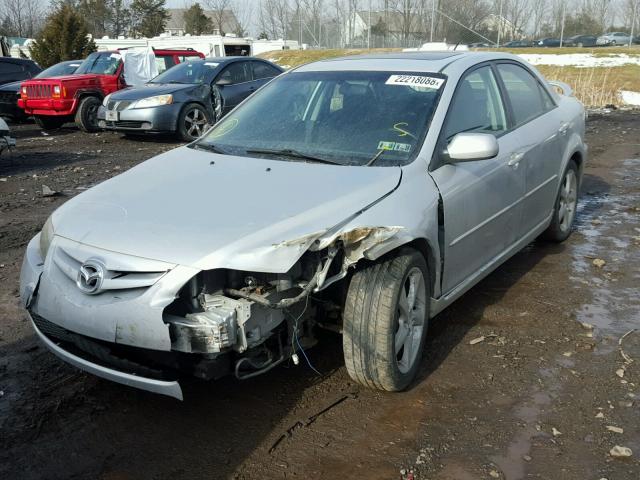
[479, 14, 524, 41]
[344, 10, 425, 47]
[165, 8, 241, 36]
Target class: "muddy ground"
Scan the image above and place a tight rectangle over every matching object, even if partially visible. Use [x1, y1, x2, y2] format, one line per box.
[0, 114, 639, 480]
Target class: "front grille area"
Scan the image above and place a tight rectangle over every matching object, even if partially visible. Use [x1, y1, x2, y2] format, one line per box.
[112, 120, 144, 129]
[0, 92, 18, 104]
[26, 84, 52, 99]
[31, 312, 176, 380]
[106, 100, 133, 111]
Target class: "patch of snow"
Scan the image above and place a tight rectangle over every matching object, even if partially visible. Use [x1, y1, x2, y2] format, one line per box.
[619, 90, 640, 106]
[519, 53, 640, 68]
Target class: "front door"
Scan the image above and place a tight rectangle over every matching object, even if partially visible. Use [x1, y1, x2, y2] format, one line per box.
[215, 61, 252, 114]
[429, 64, 526, 293]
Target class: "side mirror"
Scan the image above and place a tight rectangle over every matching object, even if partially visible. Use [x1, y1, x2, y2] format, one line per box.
[446, 132, 499, 162]
[216, 77, 232, 86]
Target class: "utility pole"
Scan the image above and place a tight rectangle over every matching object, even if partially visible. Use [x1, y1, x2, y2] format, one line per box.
[430, 0, 436, 42]
[559, 2, 566, 47]
[630, 0, 638, 47]
[368, 0, 371, 49]
[497, 0, 503, 47]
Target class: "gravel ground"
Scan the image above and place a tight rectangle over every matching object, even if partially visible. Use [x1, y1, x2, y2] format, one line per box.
[0, 114, 639, 480]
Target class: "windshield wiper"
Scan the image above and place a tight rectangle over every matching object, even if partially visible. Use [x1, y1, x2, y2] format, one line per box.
[366, 149, 385, 166]
[245, 148, 342, 165]
[191, 143, 228, 154]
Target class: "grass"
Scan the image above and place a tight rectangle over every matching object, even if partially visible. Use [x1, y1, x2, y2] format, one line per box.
[257, 47, 640, 107]
[538, 65, 640, 107]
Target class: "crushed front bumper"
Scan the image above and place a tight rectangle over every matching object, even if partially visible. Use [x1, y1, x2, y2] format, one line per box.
[29, 312, 184, 400]
[19, 234, 204, 400]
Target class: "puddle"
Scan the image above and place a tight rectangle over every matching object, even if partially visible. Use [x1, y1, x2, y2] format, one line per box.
[570, 170, 640, 338]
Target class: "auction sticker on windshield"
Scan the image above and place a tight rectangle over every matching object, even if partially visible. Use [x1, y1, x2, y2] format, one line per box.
[386, 75, 444, 89]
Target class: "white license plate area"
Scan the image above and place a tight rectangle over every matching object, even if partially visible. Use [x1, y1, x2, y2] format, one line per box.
[106, 110, 118, 121]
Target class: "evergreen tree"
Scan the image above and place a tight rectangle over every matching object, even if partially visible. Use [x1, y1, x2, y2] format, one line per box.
[183, 3, 212, 35]
[130, 0, 170, 38]
[30, 3, 97, 68]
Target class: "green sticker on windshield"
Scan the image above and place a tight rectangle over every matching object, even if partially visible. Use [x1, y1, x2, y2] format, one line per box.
[210, 118, 238, 138]
[377, 141, 411, 152]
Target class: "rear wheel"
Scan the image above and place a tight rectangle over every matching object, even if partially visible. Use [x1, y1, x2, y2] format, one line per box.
[75, 96, 101, 132]
[343, 249, 430, 392]
[178, 103, 211, 141]
[34, 116, 66, 131]
[577, 42, 584, 47]
[542, 159, 579, 242]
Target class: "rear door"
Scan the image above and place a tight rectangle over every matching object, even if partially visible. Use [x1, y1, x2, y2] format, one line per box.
[495, 62, 563, 235]
[251, 61, 281, 89]
[215, 61, 252, 113]
[430, 64, 526, 293]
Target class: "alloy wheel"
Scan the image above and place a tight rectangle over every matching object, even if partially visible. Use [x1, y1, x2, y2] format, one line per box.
[558, 169, 578, 232]
[395, 267, 427, 374]
[184, 108, 209, 139]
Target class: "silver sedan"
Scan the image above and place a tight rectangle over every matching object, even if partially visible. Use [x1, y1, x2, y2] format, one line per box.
[20, 52, 586, 399]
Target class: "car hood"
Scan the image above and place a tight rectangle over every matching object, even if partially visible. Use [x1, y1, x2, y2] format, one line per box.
[110, 83, 196, 100]
[0, 80, 21, 92]
[52, 147, 402, 273]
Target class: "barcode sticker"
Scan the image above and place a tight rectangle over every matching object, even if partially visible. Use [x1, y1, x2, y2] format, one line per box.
[386, 75, 444, 89]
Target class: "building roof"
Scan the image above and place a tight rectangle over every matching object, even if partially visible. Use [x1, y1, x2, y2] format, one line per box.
[166, 8, 240, 34]
[356, 10, 423, 33]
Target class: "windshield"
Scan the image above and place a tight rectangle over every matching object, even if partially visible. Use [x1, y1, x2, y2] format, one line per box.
[197, 71, 445, 166]
[150, 61, 218, 84]
[75, 52, 121, 75]
[36, 61, 81, 79]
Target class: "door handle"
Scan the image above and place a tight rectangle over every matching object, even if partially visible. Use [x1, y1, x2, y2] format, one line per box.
[559, 122, 570, 135]
[508, 151, 524, 168]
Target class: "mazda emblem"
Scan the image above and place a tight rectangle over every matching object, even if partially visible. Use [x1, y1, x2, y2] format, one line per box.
[76, 260, 105, 295]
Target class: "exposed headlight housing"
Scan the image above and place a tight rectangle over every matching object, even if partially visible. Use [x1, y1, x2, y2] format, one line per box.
[132, 94, 173, 109]
[102, 93, 111, 106]
[39, 216, 55, 259]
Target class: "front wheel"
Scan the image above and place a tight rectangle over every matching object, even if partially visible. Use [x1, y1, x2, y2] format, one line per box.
[343, 249, 430, 391]
[178, 103, 211, 141]
[542, 159, 579, 242]
[75, 96, 101, 132]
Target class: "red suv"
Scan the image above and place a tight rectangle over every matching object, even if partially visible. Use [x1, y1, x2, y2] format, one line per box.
[18, 48, 204, 132]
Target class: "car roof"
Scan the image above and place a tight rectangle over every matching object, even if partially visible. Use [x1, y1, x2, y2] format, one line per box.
[0, 57, 37, 65]
[294, 51, 524, 75]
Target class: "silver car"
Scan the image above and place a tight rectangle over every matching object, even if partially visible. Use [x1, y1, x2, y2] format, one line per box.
[596, 32, 632, 45]
[20, 52, 586, 400]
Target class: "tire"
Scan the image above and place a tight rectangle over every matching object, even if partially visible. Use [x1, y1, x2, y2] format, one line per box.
[74, 96, 102, 133]
[34, 115, 66, 131]
[343, 248, 430, 392]
[178, 103, 211, 141]
[577, 42, 583, 48]
[542, 159, 579, 242]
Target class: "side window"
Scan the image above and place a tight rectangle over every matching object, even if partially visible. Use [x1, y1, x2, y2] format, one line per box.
[217, 62, 249, 85]
[252, 62, 280, 80]
[155, 56, 176, 74]
[179, 55, 204, 62]
[443, 65, 507, 140]
[496, 63, 555, 126]
[2, 63, 23, 74]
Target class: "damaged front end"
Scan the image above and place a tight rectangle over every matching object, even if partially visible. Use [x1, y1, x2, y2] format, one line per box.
[163, 226, 403, 380]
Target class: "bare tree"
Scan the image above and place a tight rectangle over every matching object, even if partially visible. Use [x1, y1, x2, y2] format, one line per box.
[258, 0, 291, 40]
[204, 0, 232, 34]
[0, 0, 44, 37]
